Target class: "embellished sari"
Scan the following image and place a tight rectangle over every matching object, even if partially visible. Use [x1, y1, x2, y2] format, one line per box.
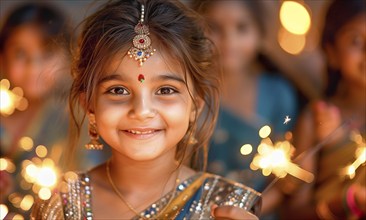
[31, 172, 261, 220]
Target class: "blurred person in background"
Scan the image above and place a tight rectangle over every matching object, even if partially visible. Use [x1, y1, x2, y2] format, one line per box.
[0, 3, 109, 218]
[191, 0, 298, 219]
[285, 0, 366, 219]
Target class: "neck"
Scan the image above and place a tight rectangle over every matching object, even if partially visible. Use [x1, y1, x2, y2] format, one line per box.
[108, 148, 179, 193]
[221, 66, 259, 102]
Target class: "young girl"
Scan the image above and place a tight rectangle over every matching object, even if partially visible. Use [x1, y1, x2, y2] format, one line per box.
[31, 0, 261, 219]
[286, 0, 366, 219]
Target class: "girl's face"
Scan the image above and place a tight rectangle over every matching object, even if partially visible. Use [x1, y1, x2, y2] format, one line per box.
[0, 24, 65, 101]
[327, 14, 366, 87]
[93, 51, 196, 161]
[204, 1, 261, 73]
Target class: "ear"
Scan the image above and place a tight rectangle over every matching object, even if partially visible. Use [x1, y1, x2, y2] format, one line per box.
[79, 92, 95, 115]
[190, 97, 204, 123]
[324, 43, 339, 70]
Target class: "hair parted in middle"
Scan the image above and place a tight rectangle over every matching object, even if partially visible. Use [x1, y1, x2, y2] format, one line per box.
[68, 0, 221, 170]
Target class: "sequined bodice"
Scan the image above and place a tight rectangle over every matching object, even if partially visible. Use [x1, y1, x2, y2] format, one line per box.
[31, 172, 261, 220]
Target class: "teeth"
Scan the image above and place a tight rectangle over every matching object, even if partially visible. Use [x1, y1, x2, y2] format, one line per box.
[127, 130, 155, 135]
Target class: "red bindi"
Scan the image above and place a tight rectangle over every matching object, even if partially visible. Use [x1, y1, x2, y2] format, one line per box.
[138, 74, 145, 83]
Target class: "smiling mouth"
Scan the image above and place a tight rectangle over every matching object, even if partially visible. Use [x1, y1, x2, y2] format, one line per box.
[126, 129, 159, 135]
[122, 129, 162, 139]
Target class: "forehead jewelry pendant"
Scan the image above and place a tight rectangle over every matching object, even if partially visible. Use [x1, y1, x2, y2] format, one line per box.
[127, 5, 156, 68]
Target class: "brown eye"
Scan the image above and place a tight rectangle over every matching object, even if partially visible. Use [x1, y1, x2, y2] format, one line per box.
[108, 87, 129, 95]
[156, 87, 177, 95]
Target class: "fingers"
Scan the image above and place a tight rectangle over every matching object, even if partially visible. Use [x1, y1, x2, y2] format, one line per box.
[212, 205, 258, 220]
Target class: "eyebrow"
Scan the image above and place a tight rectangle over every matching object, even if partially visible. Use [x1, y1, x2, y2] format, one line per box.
[98, 74, 124, 84]
[155, 74, 186, 85]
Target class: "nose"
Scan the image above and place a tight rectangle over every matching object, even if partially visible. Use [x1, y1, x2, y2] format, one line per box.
[128, 92, 156, 121]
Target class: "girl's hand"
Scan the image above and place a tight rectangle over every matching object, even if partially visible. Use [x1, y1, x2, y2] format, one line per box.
[211, 205, 258, 220]
[312, 101, 345, 143]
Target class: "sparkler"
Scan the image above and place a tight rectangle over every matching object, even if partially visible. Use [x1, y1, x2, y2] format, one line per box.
[249, 120, 354, 195]
[244, 125, 314, 184]
[283, 116, 291, 124]
[342, 131, 366, 179]
[0, 79, 28, 116]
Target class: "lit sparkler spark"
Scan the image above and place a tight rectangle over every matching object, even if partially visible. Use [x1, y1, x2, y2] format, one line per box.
[0, 79, 28, 116]
[245, 125, 314, 183]
[283, 115, 291, 124]
[342, 131, 366, 179]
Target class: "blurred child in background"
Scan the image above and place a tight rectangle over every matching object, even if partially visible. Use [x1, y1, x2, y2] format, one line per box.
[191, 0, 298, 191]
[191, 1, 298, 218]
[286, 0, 366, 219]
[1, 3, 76, 218]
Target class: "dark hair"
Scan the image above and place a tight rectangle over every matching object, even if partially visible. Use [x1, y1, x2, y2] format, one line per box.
[191, 0, 266, 36]
[321, 0, 366, 97]
[190, 0, 280, 73]
[69, 0, 220, 170]
[0, 2, 71, 52]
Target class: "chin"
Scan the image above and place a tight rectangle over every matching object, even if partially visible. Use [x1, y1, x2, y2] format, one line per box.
[119, 141, 174, 162]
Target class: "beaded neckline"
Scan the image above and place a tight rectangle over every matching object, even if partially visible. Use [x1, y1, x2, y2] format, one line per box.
[60, 172, 202, 220]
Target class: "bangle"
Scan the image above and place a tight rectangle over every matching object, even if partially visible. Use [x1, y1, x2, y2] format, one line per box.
[346, 185, 364, 218]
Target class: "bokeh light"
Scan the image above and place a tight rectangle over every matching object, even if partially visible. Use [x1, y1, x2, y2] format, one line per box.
[240, 144, 253, 156]
[259, 125, 271, 139]
[0, 204, 9, 219]
[12, 214, 24, 220]
[0, 158, 8, 171]
[278, 28, 306, 55]
[38, 188, 52, 200]
[36, 167, 57, 187]
[0, 79, 28, 116]
[280, 1, 311, 35]
[35, 145, 48, 158]
[19, 195, 34, 211]
[19, 137, 34, 151]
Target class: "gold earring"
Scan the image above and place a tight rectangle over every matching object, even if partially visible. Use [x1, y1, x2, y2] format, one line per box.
[187, 126, 198, 145]
[85, 113, 103, 150]
[188, 135, 198, 145]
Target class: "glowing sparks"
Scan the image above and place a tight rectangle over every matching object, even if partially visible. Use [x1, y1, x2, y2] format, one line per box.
[0, 79, 28, 116]
[36, 167, 57, 187]
[283, 115, 291, 124]
[247, 125, 314, 183]
[342, 131, 366, 179]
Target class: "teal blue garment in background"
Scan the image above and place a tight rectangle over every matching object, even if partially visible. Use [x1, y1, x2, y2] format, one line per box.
[208, 73, 298, 192]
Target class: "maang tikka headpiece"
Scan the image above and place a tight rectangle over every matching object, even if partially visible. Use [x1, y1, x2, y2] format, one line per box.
[127, 4, 156, 68]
